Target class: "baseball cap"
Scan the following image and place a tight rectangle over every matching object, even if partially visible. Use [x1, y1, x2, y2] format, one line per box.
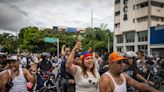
[108, 52, 126, 63]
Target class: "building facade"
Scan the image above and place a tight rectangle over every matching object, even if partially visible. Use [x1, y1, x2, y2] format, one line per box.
[114, 0, 164, 55]
[150, 25, 164, 57]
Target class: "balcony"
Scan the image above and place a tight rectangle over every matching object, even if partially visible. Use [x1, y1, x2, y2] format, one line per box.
[135, 7, 148, 18]
[151, 0, 164, 3]
[136, 21, 148, 32]
[115, 16, 120, 24]
[115, 4, 120, 12]
[114, 27, 122, 35]
[151, 6, 164, 17]
[151, 21, 164, 27]
[135, 0, 148, 5]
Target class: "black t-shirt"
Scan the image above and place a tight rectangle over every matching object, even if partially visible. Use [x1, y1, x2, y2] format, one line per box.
[39, 60, 52, 71]
[125, 63, 138, 80]
[60, 60, 74, 80]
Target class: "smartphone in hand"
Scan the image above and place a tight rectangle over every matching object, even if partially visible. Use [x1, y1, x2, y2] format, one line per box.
[76, 36, 82, 51]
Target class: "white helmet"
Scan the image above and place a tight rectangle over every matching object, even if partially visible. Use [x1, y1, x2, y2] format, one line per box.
[125, 51, 137, 58]
[147, 55, 153, 58]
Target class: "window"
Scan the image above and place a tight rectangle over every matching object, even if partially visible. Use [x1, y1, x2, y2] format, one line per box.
[115, 11, 120, 16]
[115, 0, 120, 5]
[137, 16, 148, 22]
[133, 5, 135, 10]
[162, 18, 164, 22]
[136, 1, 148, 9]
[151, 16, 163, 22]
[115, 23, 120, 28]
[117, 46, 123, 52]
[140, 2, 148, 8]
[126, 46, 134, 51]
[125, 32, 135, 43]
[116, 35, 123, 43]
[133, 19, 135, 23]
[138, 31, 148, 42]
[138, 45, 147, 55]
[151, 1, 164, 8]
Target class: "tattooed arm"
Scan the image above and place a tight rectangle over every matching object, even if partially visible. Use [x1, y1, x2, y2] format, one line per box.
[123, 73, 159, 92]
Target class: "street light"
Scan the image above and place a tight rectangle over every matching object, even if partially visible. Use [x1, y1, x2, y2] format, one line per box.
[108, 35, 110, 53]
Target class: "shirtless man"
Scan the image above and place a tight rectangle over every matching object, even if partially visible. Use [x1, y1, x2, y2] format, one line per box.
[99, 52, 159, 92]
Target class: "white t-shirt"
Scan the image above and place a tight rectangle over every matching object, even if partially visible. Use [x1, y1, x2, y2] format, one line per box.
[20, 57, 27, 67]
[73, 65, 100, 92]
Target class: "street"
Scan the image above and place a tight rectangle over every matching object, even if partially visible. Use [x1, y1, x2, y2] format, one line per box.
[159, 85, 164, 91]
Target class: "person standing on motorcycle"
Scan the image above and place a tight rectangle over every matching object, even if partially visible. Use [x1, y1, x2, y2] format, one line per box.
[123, 51, 154, 91]
[136, 50, 148, 78]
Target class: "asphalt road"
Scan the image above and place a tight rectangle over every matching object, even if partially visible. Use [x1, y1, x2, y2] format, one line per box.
[159, 85, 164, 91]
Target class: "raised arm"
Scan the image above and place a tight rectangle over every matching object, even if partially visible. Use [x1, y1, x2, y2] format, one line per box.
[124, 73, 159, 92]
[65, 42, 81, 75]
[61, 45, 66, 56]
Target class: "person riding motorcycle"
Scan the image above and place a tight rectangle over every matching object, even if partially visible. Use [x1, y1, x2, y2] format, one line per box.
[39, 53, 53, 72]
[123, 51, 154, 91]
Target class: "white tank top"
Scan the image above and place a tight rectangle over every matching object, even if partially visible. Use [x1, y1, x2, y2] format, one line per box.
[9, 68, 27, 92]
[105, 72, 127, 92]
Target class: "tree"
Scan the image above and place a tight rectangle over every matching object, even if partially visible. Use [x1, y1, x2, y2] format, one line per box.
[0, 33, 19, 53]
[18, 26, 113, 54]
[83, 27, 113, 53]
[19, 26, 42, 52]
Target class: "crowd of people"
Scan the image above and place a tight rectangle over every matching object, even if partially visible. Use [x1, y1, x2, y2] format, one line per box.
[0, 40, 163, 92]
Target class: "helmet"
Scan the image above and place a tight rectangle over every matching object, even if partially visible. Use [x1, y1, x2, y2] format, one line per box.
[41, 52, 50, 57]
[125, 51, 137, 58]
[147, 55, 153, 58]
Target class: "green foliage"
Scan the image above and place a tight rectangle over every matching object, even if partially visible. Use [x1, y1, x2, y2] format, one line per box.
[0, 33, 19, 53]
[1, 26, 113, 54]
[82, 27, 113, 53]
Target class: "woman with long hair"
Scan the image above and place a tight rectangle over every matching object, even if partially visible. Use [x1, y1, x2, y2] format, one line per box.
[66, 41, 100, 92]
[1, 59, 36, 92]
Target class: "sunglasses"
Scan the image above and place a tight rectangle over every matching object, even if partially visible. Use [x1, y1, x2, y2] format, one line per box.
[116, 60, 127, 64]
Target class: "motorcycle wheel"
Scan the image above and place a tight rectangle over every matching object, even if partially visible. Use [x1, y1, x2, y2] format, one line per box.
[152, 77, 161, 89]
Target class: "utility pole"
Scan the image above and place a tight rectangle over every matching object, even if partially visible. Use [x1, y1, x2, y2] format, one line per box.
[91, 9, 93, 28]
[108, 35, 110, 53]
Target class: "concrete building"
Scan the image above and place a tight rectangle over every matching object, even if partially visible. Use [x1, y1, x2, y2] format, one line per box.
[114, 0, 164, 55]
[150, 25, 164, 57]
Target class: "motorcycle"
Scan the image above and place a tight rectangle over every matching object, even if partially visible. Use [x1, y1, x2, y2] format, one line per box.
[33, 70, 57, 92]
[146, 64, 161, 89]
[157, 66, 164, 84]
[39, 73, 57, 92]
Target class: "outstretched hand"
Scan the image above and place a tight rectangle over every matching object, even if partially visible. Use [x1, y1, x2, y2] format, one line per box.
[72, 41, 82, 52]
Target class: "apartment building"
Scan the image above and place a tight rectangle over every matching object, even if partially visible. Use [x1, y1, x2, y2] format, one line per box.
[114, 0, 164, 55]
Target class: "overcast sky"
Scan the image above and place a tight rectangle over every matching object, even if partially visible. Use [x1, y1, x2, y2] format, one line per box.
[0, 0, 114, 35]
